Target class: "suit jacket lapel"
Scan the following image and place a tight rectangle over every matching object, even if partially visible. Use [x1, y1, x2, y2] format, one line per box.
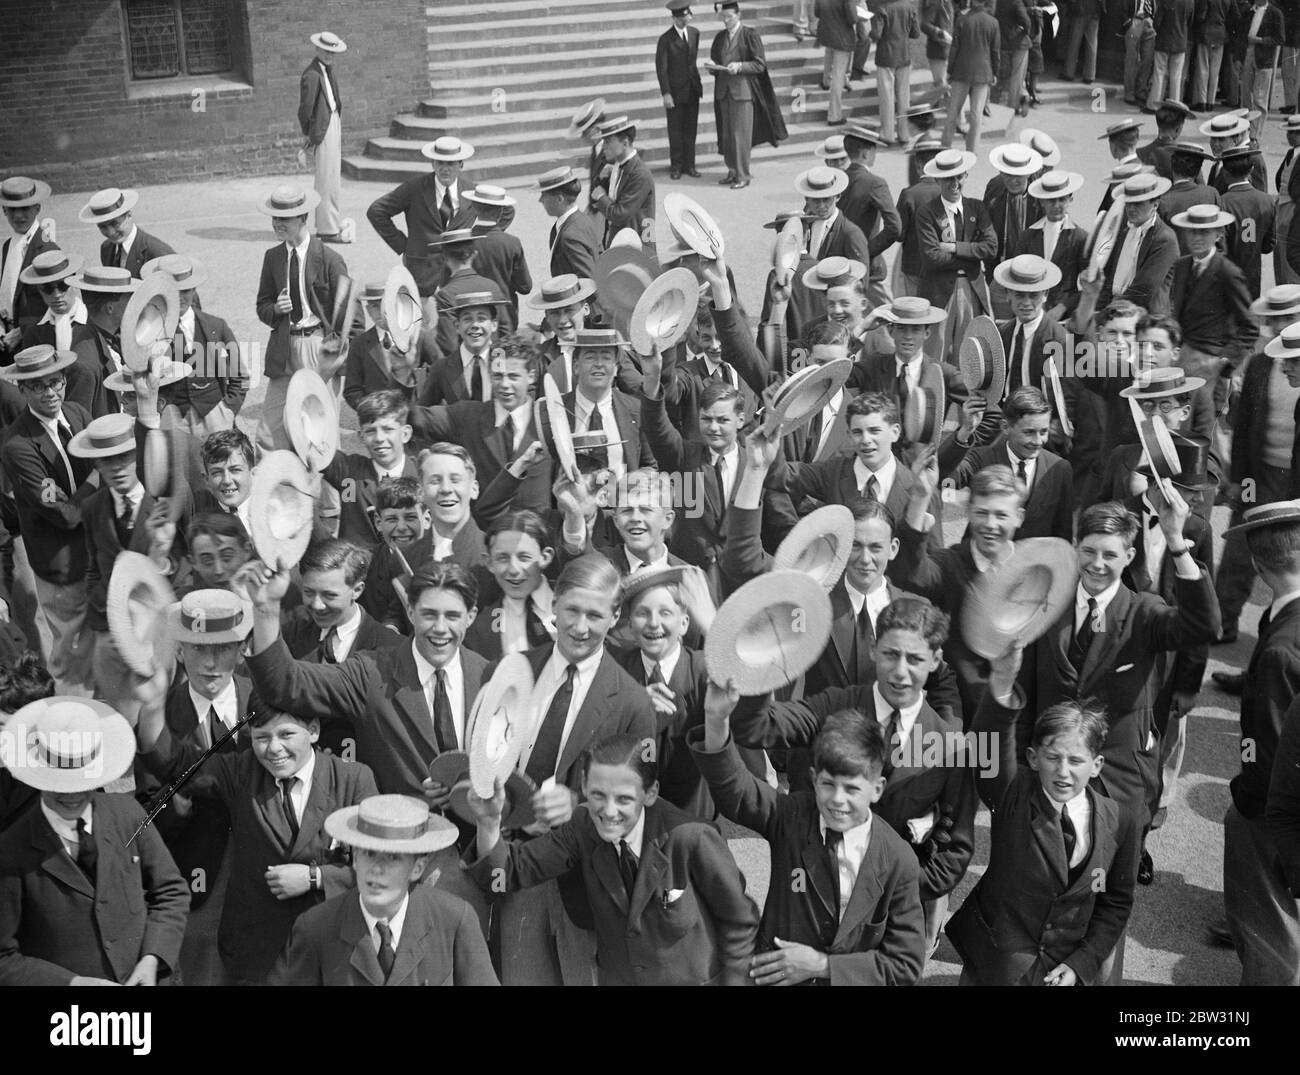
[833, 827, 885, 947]
[628, 824, 671, 927]
[386, 902, 433, 986]
[257, 764, 295, 852]
[289, 754, 331, 858]
[595, 836, 631, 914]
[829, 582, 854, 682]
[391, 645, 441, 758]
[555, 653, 615, 779]
[1079, 586, 1133, 691]
[34, 816, 95, 899]
[342, 896, 387, 986]
[1030, 786, 1070, 888]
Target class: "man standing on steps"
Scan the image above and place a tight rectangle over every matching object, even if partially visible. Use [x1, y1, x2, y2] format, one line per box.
[299, 31, 349, 244]
[709, 1, 787, 190]
[657, 4, 704, 180]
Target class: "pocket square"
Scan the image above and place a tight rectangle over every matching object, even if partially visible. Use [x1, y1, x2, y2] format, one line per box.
[662, 888, 686, 906]
[1115, 663, 1135, 673]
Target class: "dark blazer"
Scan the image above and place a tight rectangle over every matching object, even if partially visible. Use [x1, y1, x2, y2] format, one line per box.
[656, 23, 703, 101]
[1136, 135, 1178, 180]
[816, 0, 861, 50]
[0, 792, 189, 986]
[689, 733, 926, 985]
[808, 210, 871, 265]
[897, 178, 941, 277]
[1020, 572, 1221, 824]
[282, 605, 403, 663]
[17, 321, 110, 418]
[82, 486, 162, 633]
[0, 403, 95, 583]
[840, 163, 901, 262]
[0, 228, 58, 331]
[141, 737, 376, 983]
[246, 636, 487, 798]
[1220, 181, 1277, 296]
[100, 228, 175, 279]
[549, 208, 602, 281]
[1158, 180, 1222, 252]
[319, 450, 419, 548]
[983, 181, 1044, 272]
[469, 799, 758, 985]
[873, 0, 923, 65]
[1194, 0, 1233, 45]
[342, 325, 439, 413]
[1230, 351, 1300, 497]
[1209, 139, 1269, 195]
[538, 336, 644, 398]
[362, 518, 490, 633]
[1168, 251, 1256, 361]
[947, 7, 1002, 83]
[271, 885, 498, 986]
[161, 309, 248, 419]
[1098, 214, 1179, 314]
[730, 685, 977, 902]
[916, 195, 999, 309]
[938, 438, 1074, 541]
[1014, 220, 1088, 319]
[1239, 1, 1286, 65]
[471, 227, 532, 333]
[552, 387, 656, 473]
[462, 593, 555, 662]
[1266, 693, 1300, 896]
[1153, 0, 1196, 51]
[255, 236, 348, 379]
[948, 691, 1140, 986]
[415, 348, 486, 408]
[366, 174, 479, 295]
[298, 58, 341, 145]
[1233, 597, 1300, 819]
[597, 153, 656, 249]
[711, 23, 788, 147]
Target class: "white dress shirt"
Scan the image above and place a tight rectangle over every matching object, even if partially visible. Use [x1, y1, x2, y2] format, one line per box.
[818, 813, 872, 919]
[1009, 312, 1044, 392]
[321, 605, 363, 662]
[0, 218, 39, 320]
[434, 179, 458, 218]
[42, 800, 94, 860]
[519, 646, 604, 777]
[1269, 588, 1300, 623]
[1075, 579, 1121, 632]
[500, 578, 556, 655]
[285, 233, 320, 329]
[372, 457, 407, 481]
[872, 682, 925, 748]
[1047, 789, 1092, 869]
[113, 480, 144, 531]
[710, 443, 739, 504]
[810, 208, 840, 259]
[1112, 213, 1156, 296]
[31, 408, 77, 491]
[641, 641, 682, 687]
[1006, 443, 1037, 490]
[177, 307, 197, 356]
[846, 577, 892, 631]
[413, 643, 467, 748]
[574, 390, 625, 475]
[608, 148, 637, 202]
[361, 892, 410, 956]
[190, 678, 240, 749]
[459, 344, 491, 402]
[1038, 215, 1067, 264]
[621, 805, 648, 860]
[854, 452, 896, 502]
[282, 749, 316, 823]
[895, 354, 923, 394]
[38, 297, 88, 351]
[494, 399, 532, 452]
[626, 546, 670, 575]
[942, 197, 964, 239]
[318, 60, 338, 114]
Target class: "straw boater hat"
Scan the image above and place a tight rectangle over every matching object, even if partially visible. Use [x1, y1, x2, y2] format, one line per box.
[1155, 99, 1196, 120]
[773, 505, 855, 592]
[762, 358, 853, 440]
[467, 652, 535, 798]
[79, 187, 139, 225]
[959, 315, 1007, 403]
[1264, 321, 1300, 359]
[1099, 118, 1143, 141]
[763, 211, 814, 230]
[18, 249, 82, 287]
[993, 254, 1062, 293]
[310, 30, 347, 52]
[593, 245, 660, 318]
[120, 271, 181, 373]
[249, 450, 318, 572]
[427, 227, 478, 250]
[1250, 284, 1300, 318]
[772, 214, 804, 285]
[0, 176, 51, 208]
[1199, 112, 1250, 139]
[258, 186, 320, 217]
[536, 164, 584, 192]
[1119, 172, 1172, 202]
[1019, 129, 1061, 167]
[285, 368, 340, 473]
[464, 184, 517, 210]
[630, 266, 698, 356]
[566, 98, 607, 139]
[988, 143, 1043, 176]
[905, 362, 946, 448]
[164, 588, 255, 646]
[1170, 204, 1233, 229]
[814, 135, 847, 161]
[0, 698, 136, 794]
[664, 193, 724, 259]
[801, 255, 866, 291]
[870, 295, 946, 325]
[795, 165, 849, 199]
[361, 281, 385, 304]
[420, 136, 474, 162]
[908, 132, 944, 157]
[1225, 499, 1300, 535]
[104, 362, 192, 394]
[67, 412, 136, 459]
[597, 116, 637, 140]
[444, 288, 504, 314]
[1285, 113, 1300, 132]
[961, 537, 1078, 660]
[1136, 416, 1182, 480]
[1120, 365, 1206, 399]
[1105, 161, 1153, 185]
[1137, 432, 1210, 492]
[622, 564, 691, 608]
[326, 795, 459, 855]
[0, 344, 78, 383]
[527, 274, 597, 310]
[1217, 144, 1260, 164]
[705, 570, 833, 695]
[382, 264, 423, 353]
[70, 265, 138, 295]
[924, 149, 977, 179]
[842, 124, 890, 149]
[106, 551, 176, 676]
[140, 253, 205, 291]
[1028, 170, 1084, 200]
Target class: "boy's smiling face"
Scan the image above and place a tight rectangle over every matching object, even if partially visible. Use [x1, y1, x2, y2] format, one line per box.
[968, 492, 1024, 559]
[1003, 412, 1051, 462]
[844, 515, 897, 595]
[420, 453, 478, 530]
[811, 766, 884, 833]
[251, 713, 319, 781]
[487, 529, 552, 601]
[583, 761, 657, 844]
[627, 584, 689, 662]
[205, 452, 252, 510]
[301, 566, 363, 632]
[1077, 531, 1136, 595]
[1028, 730, 1103, 804]
[848, 411, 900, 471]
[360, 416, 411, 470]
[378, 504, 430, 548]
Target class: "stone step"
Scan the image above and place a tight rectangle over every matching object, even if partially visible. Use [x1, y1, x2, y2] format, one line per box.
[427, 3, 790, 43]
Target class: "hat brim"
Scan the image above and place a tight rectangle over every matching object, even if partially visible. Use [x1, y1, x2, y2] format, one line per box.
[259, 190, 322, 216]
[1250, 295, 1300, 316]
[801, 260, 867, 291]
[528, 278, 598, 310]
[1136, 417, 1182, 480]
[1123, 177, 1174, 202]
[0, 703, 137, 794]
[623, 564, 691, 607]
[705, 571, 833, 695]
[663, 193, 724, 260]
[1119, 375, 1207, 398]
[962, 538, 1079, 660]
[772, 216, 804, 285]
[420, 142, 475, 161]
[629, 266, 697, 356]
[1084, 198, 1126, 277]
[566, 98, 607, 139]
[773, 505, 855, 592]
[70, 274, 139, 294]
[0, 348, 79, 382]
[1028, 174, 1084, 199]
[904, 361, 946, 448]
[78, 190, 140, 224]
[105, 361, 192, 393]
[794, 175, 849, 198]
[1171, 212, 1234, 229]
[140, 256, 206, 292]
[538, 397, 581, 484]
[447, 772, 537, 830]
[1199, 118, 1249, 138]
[284, 368, 340, 472]
[989, 151, 1042, 176]
[1225, 499, 1300, 535]
[67, 425, 137, 459]
[324, 806, 459, 854]
[163, 592, 255, 645]
[993, 261, 1063, 292]
[594, 247, 661, 319]
[120, 273, 181, 373]
[870, 303, 946, 325]
[922, 151, 976, 178]
[310, 33, 348, 52]
[1044, 356, 1073, 438]
[382, 265, 424, 353]
[249, 451, 317, 572]
[0, 180, 52, 208]
[1099, 124, 1143, 141]
[107, 551, 177, 677]
[1019, 130, 1062, 167]
[468, 653, 536, 798]
[18, 252, 84, 287]
[958, 315, 1007, 402]
[763, 358, 853, 440]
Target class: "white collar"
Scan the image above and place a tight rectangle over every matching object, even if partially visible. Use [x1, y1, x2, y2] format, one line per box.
[412, 638, 457, 686]
[971, 542, 1015, 573]
[286, 231, 312, 258]
[641, 641, 682, 686]
[321, 603, 363, 643]
[621, 806, 649, 860]
[188, 677, 239, 735]
[1077, 578, 1122, 617]
[548, 641, 604, 681]
[626, 546, 670, 574]
[360, 891, 411, 949]
[854, 451, 896, 488]
[818, 811, 872, 854]
[554, 204, 580, 230]
[38, 299, 88, 325]
[1269, 588, 1300, 621]
[871, 681, 925, 745]
[1011, 312, 1044, 339]
[576, 388, 613, 414]
[114, 481, 145, 509]
[494, 398, 532, 427]
[41, 799, 94, 846]
[286, 746, 317, 788]
[372, 455, 407, 480]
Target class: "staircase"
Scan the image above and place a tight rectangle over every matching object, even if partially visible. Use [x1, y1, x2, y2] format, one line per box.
[343, 0, 933, 187]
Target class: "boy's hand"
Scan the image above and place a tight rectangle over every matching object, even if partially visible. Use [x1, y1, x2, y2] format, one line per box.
[741, 424, 781, 473]
[703, 677, 739, 751]
[1169, 690, 1197, 722]
[532, 782, 575, 828]
[1044, 962, 1077, 986]
[554, 474, 597, 521]
[701, 255, 730, 304]
[466, 777, 506, 824]
[751, 939, 829, 985]
[421, 777, 454, 810]
[1150, 474, 1190, 542]
[275, 288, 293, 315]
[675, 564, 716, 635]
[264, 864, 312, 900]
[987, 640, 1024, 703]
[957, 395, 986, 437]
[507, 439, 546, 479]
[647, 681, 678, 718]
[123, 954, 159, 986]
[639, 343, 664, 392]
[909, 444, 939, 502]
[231, 559, 291, 608]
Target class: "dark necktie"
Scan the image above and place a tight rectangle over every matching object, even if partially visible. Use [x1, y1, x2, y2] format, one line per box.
[712, 361, 734, 387]
[1016, 458, 1028, 485]
[526, 663, 576, 785]
[289, 248, 304, 323]
[279, 777, 300, 842]
[586, 404, 609, 469]
[75, 818, 97, 883]
[113, 244, 126, 269]
[469, 356, 484, 402]
[208, 705, 235, 754]
[549, 223, 558, 247]
[1070, 597, 1099, 668]
[55, 422, 77, 494]
[852, 601, 874, 683]
[114, 492, 133, 548]
[375, 921, 396, 981]
[863, 474, 879, 502]
[617, 839, 638, 902]
[824, 827, 843, 916]
[1061, 804, 1077, 863]
[804, 409, 824, 463]
[895, 368, 909, 413]
[432, 669, 459, 753]
[882, 708, 901, 777]
[712, 454, 728, 518]
[320, 626, 339, 664]
[648, 661, 665, 686]
[501, 413, 516, 457]
[441, 188, 454, 227]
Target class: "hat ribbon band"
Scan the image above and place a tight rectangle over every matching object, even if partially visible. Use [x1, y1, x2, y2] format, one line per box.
[356, 816, 430, 840]
[181, 607, 245, 633]
[545, 284, 583, 303]
[1140, 373, 1188, 391]
[7, 181, 37, 200]
[271, 194, 307, 211]
[87, 429, 135, 450]
[33, 731, 103, 770]
[104, 193, 126, 214]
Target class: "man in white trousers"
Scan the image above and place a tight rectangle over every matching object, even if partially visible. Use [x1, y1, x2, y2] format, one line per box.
[299, 31, 349, 244]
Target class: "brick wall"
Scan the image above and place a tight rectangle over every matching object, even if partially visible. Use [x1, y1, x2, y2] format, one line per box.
[0, 0, 428, 189]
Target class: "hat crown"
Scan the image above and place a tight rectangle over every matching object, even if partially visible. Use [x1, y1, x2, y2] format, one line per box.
[935, 150, 965, 169]
[997, 143, 1036, 168]
[268, 186, 310, 211]
[355, 794, 434, 842]
[78, 266, 134, 288]
[541, 274, 584, 302]
[178, 589, 247, 635]
[1005, 254, 1049, 283]
[83, 412, 135, 447]
[889, 297, 933, 320]
[574, 327, 624, 348]
[1135, 366, 1190, 390]
[1264, 284, 1300, 309]
[13, 344, 60, 372]
[433, 136, 465, 154]
[1281, 322, 1300, 346]
[814, 255, 854, 282]
[29, 702, 106, 770]
[149, 254, 197, 285]
[1, 177, 40, 201]
[1123, 173, 1160, 196]
[802, 166, 840, 192]
[1187, 204, 1218, 221]
[1037, 170, 1071, 193]
[30, 250, 74, 275]
[88, 188, 129, 213]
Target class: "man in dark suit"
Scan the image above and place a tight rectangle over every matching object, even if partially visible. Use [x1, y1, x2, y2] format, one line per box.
[415, 287, 501, 408]
[298, 31, 347, 242]
[710, 1, 787, 189]
[1218, 146, 1276, 296]
[657, 5, 704, 179]
[526, 274, 639, 396]
[983, 143, 1045, 317]
[816, 0, 860, 124]
[942, 0, 1001, 151]
[916, 149, 998, 313]
[0, 345, 97, 695]
[367, 136, 477, 298]
[254, 185, 348, 453]
[14, 252, 107, 419]
[343, 284, 441, 413]
[0, 700, 189, 986]
[1018, 169, 1089, 324]
[589, 117, 656, 250]
[78, 188, 175, 279]
[558, 327, 656, 478]
[1098, 172, 1179, 315]
[536, 167, 602, 281]
[0, 176, 58, 362]
[58, 264, 137, 419]
[895, 134, 943, 296]
[1203, 110, 1270, 193]
[1137, 100, 1195, 177]
[464, 186, 532, 333]
[1157, 143, 1222, 254]
[840, 126, 901, 310]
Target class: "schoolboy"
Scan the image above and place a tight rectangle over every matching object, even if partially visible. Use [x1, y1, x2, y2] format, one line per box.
[463, 509, 557, 660]
[194, 426, 256, 532]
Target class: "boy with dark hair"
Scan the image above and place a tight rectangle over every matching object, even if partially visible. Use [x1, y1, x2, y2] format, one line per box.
[195, 425, 257, 532]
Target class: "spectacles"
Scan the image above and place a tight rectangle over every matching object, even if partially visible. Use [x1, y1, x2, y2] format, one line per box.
[1138, 399, 1187, 415]
[24, 375, 66, 395]
[37, 280, 71, 294]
